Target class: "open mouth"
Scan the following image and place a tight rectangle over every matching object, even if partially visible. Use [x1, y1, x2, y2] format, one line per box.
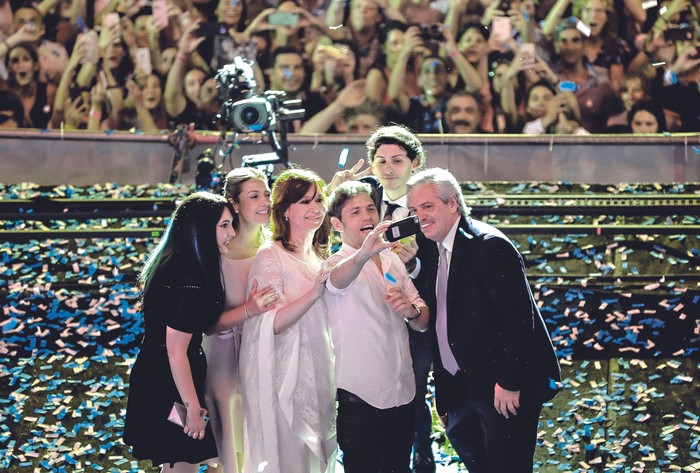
[360, 224, 374, 232]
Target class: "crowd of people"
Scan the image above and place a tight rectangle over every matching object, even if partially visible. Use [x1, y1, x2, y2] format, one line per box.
[122, 124, 561, 473]
[0, 0, 697, 134]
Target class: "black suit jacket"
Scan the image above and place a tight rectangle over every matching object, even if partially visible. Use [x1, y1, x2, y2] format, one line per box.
[422, 216, 561, 414]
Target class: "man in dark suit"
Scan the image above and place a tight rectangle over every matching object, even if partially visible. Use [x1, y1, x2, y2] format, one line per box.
[406, 168, 561, 472]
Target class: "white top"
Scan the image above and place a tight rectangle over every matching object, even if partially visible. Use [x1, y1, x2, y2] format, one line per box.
[437, 217, 462, 272]
[325, 243, 424, 409]
[380, 190, 410, 220]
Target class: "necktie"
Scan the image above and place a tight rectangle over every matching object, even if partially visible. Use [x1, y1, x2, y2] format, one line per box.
[384, 202, 400, 221]
[436, 244, 459, 375]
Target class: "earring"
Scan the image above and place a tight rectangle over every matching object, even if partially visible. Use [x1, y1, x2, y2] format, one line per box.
[285, 215, 289, 221]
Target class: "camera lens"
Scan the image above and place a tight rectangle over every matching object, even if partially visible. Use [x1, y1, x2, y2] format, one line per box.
[241, 106, 260, 125]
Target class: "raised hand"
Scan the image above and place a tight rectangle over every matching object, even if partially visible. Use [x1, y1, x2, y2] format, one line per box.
[391, 236, 418, 264]
[325, 158, 372, 194]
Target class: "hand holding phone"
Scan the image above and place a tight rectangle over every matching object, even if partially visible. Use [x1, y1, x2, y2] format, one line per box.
[519, 42, 536, 66]
[79, 30, 99, 64]
[491, 16, 512, 43]
[135, 47, 152, 75]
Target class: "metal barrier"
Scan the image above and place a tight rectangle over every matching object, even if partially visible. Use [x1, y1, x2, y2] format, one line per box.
[1, 130, 699, 185]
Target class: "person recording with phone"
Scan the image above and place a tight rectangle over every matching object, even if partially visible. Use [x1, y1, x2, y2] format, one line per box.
[362, 125, 439, 473]
[324, 181, 428, 472]
[548, 17, 618, 133]
[388, 24, 483, 134]
[244, 0, 344, 55]
[522, 80, 590, 134]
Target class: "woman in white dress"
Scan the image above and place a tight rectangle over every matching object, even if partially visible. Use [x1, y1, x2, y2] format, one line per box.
[240, 169, 337, 473]
[203, 168, 279, 473]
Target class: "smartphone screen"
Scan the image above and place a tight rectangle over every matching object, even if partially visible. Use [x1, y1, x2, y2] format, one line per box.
[152, 0, 169, 28]
[491, 17, 512, 42]
[135, 47, 152, 75]
[338, 146, 350, 168]
[268, 12, 299, 26]
[559, 81, 578, 92]
[79, 30, 99, 64]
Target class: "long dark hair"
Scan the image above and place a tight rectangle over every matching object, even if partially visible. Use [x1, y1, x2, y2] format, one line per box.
[140, 192, 233, 300]
[270, 169, 330, 259]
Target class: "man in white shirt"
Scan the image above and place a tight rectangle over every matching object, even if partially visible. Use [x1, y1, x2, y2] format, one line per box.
[363, 124, 436, 473]
[325, 181, 429, 472]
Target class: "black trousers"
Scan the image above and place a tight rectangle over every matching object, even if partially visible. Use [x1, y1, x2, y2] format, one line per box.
[337, 389, 415, 473]
[444, 396, 542, 473]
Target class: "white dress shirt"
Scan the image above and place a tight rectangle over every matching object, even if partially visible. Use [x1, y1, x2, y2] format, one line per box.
[380, 190, 409, 221]
[437, 217, 462, 273]
[325, 244, 424, 409]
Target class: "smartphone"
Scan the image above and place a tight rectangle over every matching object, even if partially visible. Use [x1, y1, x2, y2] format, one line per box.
[79, 30, 99, 64]
[152, 0, 169, 29]
[338, 146, 349, 167]
[491, 16, 512, 42]
[663, 25, 694, 42]
[268, 12, 299, 26]
[135, 47, 152, 75]
[195, 21, 225, 37]
[559, 81, 578, 92]
[385, 215, 420, 242]
[520, 42, 535, 61]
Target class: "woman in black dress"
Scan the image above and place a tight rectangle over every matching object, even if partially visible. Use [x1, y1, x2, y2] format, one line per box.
[124, 192, 236, 471]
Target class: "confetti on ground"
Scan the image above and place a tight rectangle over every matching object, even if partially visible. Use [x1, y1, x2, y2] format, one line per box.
[1, 182, 698, 472]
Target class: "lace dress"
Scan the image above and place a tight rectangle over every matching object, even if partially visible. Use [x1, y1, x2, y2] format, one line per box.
[240, 242, 336, 473]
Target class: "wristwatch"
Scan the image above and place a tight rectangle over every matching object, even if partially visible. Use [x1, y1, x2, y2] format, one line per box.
[404, 304, 421, 322]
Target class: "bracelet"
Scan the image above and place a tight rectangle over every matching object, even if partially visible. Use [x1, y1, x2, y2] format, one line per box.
[404, 304, 421, 322]
[447, 49, 460, 59]
[243, 301, 251, 319]
[89, 109, 102, 119]
[176, 54, 189, 64]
